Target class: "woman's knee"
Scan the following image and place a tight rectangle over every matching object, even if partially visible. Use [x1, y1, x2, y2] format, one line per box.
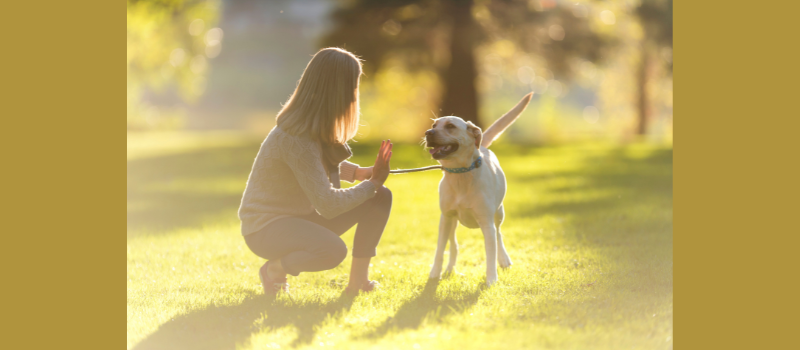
[320, 239, 348, 269]
[375, 186, 392, 206]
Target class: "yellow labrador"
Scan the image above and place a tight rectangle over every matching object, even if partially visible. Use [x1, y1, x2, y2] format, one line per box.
[425, 93, 533, 286]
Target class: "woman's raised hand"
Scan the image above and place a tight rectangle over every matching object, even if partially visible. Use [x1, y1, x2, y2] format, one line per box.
[369, 140, 392, 187]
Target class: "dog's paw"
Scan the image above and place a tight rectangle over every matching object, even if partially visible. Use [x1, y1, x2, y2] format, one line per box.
[442, 267, 461, 278]
[429, 268, 442, 280]
[485, 276, 498, 287]
[498, 254, 513, 269]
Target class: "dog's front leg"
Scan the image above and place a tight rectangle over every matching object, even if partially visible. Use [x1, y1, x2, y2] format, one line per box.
[444, 216, 459, 276]
[480, 221, 499, 286]
[430, 214, 457, 279]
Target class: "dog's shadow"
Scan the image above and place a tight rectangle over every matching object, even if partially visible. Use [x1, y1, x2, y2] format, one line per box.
[362, 278, 484, 339]
[131, 292, 355, 350]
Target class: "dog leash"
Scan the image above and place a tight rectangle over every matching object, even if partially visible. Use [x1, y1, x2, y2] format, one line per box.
[389, 165, 442, 174]
[389, 156, 483, 174]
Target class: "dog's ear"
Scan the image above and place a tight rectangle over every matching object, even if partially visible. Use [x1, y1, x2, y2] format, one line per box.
[466, 121, 482, 148]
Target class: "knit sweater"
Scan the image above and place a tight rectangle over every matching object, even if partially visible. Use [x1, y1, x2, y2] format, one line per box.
[238, 126, 377, 236]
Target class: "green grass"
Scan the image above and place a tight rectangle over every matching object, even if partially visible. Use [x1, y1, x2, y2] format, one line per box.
[127, 132, 673, 350]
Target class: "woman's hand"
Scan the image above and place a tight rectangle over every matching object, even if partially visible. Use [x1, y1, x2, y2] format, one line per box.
[355, 166, 373, 182]
[369, 140, 392, 187]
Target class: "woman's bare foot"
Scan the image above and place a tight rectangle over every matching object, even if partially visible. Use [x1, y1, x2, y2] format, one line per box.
[266, 259, 287, 280]
[259, 260, 289, 295]
[345, 257, 378, 295]
[345, 280, 380, 295]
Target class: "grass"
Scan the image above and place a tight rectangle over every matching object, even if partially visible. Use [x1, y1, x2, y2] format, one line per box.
[127, 131, 673, 350]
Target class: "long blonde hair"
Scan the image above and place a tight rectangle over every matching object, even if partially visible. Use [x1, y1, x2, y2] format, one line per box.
[276, 47, 362, 144]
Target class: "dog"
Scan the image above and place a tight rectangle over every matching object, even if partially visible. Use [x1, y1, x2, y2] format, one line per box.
[425, 93, 533, 286]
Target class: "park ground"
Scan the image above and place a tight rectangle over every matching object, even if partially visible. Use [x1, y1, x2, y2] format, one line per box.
[127, 131, 673, 350]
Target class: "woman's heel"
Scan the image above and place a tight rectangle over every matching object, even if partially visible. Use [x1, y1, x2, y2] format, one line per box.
[259, 261, 289, 295]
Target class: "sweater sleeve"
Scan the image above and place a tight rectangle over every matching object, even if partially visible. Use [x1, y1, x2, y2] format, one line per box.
[280, 134, 376, 219]
[339, 161, 359, 183]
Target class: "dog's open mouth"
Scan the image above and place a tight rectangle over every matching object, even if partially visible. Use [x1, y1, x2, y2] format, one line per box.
[427, 142, 458, 159]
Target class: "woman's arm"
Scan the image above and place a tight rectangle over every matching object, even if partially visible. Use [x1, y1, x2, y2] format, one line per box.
[280, 136, 376, 219]
[340, 162, 374, 183]
[339, 161, 359, 183]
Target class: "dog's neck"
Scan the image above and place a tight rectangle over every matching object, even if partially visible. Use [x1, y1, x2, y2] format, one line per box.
[438, 147, 481, 171]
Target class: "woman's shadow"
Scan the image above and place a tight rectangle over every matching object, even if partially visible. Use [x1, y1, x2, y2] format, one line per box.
[131, 292, 355, 350]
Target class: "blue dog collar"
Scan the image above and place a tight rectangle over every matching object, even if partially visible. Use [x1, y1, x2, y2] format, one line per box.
[443, 156, 482, 174]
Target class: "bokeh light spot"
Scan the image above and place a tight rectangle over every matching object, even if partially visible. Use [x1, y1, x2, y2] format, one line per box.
[547, 80, 564, 97]
[600, 10, 616, 25]
[205, 28, 224, 46]
[188, 19, 205, 36]
[169, 48, 186, 67]
[517, 66, 535, 84]
[548, 25, 565, 41]
[382, 20, 402, 36]
[572, 4, 589, 18]
[495, 40, 516, 58]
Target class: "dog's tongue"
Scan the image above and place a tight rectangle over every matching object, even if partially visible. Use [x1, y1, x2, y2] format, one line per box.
[429, 146, 444, 155]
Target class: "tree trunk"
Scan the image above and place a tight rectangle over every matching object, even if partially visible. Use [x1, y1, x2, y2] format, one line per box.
[636, 44, 651, 136]
[440, 0, 481, 128]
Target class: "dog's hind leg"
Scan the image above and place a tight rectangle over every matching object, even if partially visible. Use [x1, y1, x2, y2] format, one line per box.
[430, 214, 457, 279]
[495, 205, 513, 269]
[480, 220, 499, 286]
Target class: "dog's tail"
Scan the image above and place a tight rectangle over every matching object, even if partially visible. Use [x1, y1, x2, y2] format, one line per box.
[480, 92, 533, 148]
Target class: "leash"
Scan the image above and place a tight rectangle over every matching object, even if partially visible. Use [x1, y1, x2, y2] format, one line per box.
[389, 165, 442, 174]
[389, 156, 482, 174]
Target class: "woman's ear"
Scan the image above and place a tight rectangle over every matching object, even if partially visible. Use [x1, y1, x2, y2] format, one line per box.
[466, 121, 482, 148]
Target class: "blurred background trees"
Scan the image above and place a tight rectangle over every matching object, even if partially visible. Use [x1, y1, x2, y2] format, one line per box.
[635, 0, 672, 135]
[127, 0, 223, 129]
[127, 0, 673, 143]
[322, 0, 608, 129]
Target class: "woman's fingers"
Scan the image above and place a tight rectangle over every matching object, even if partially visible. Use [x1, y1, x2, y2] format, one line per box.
[374, 140, 392, 168]
[377, 140, 386, 162]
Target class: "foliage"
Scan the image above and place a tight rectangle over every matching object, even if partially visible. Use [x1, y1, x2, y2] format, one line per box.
[322, 0, 612, 127]
[127, 0, 222, 129]
[127, 132, 673, 349]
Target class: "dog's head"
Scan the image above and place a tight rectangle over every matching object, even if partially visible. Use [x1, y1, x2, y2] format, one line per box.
[424, 116, 482, 160]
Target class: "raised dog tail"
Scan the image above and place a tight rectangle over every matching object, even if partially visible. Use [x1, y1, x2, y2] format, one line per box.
[480, 92, 533, 148]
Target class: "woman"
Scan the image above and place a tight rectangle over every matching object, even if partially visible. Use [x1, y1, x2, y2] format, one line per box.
[238, 47, 393, 295]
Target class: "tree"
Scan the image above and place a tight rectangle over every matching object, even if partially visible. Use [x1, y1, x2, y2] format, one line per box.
[322, 0, 608, 128]
[127, 0, 222, 129]
[634, 0, 672, 136]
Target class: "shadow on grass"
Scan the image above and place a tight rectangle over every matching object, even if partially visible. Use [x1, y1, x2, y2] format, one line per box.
[132, 292, 355, 350]
[127, 143, 259, 236]
[507, 147, 672, 225]
[362, 279, 483, 339]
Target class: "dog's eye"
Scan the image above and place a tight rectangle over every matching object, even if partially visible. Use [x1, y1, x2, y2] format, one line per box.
[446, 124, 455, 129]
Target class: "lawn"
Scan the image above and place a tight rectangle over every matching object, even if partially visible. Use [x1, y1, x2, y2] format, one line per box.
[127, 131, 673, 350]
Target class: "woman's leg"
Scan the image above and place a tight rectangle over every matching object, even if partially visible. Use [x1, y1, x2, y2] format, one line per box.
[302, 186, 393, 289]
[245, 217, 348, 277]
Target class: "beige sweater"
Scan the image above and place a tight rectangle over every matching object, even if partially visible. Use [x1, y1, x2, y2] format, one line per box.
[238, 126, 377, 236]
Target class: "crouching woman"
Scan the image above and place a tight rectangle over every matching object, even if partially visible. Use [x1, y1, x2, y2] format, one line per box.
[238, 48, 393, 295]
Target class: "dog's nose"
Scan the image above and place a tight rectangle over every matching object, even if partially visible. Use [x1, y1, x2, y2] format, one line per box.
[425, 129, 435, 136]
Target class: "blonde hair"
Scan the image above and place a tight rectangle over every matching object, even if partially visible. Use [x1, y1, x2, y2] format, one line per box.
[276, 47, 362, 144]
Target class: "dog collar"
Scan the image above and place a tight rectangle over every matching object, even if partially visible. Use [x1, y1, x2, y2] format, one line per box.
[443, 156, 482, 174]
